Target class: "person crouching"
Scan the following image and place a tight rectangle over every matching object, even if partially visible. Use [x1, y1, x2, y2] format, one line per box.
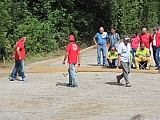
[106, 46, 118, 68]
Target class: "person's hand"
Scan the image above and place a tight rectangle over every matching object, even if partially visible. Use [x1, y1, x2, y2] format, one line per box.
[19, 57, 22, 60]
[63, 61, 65, 64]
[95, 43, 98, 47]
[109, 59, 112, 63]
[118, 62, 121, 67]
[77, 63, 80, 67]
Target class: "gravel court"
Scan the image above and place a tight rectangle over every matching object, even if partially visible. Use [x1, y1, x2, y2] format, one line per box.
[0, 71, 160, 120]
[48, 48, 98, 66]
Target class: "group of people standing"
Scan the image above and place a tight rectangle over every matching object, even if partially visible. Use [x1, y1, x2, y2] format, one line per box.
[9, 26, 160, 88]
[93, 26, 160, 87]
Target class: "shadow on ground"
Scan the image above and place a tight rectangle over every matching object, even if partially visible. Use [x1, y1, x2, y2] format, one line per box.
[87, 64, 99, 66]
[106, 82, 125, 86]
[56, 82, 68, 87]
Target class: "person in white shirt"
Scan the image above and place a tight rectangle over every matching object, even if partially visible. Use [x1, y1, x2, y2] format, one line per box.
[116, 35, 132, 87]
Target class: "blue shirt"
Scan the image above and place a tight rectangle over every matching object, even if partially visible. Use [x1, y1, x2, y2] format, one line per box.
[109, 33, 120, 47]
[118, 42, 130, 62]
[94, 32, 108, 45]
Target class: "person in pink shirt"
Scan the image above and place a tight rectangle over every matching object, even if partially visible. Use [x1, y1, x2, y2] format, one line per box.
[130, 31, 140, 63]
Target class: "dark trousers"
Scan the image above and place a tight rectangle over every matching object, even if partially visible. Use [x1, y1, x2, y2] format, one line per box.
[152, 46, 156, 65]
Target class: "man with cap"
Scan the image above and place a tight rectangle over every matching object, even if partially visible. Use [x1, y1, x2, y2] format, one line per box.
[93, 27, 109, 66]
[152, 26, 160, 70]
[63, 33, 80, 88]
[116, 35, 132, 87]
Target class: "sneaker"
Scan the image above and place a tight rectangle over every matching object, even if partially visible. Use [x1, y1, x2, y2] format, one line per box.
[116, 76, 120, 84]
[126, 84, 132, 87]
[146, 67, 149, 70]
[97, 64, 101, 66]
[22, 78, 28, 82]
[155, 67, 160, 70]
[136, 68, 139, 70]
[9, 77, 15, 81]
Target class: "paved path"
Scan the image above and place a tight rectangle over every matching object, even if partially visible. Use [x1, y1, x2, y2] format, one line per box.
[0, 47, 160, 120]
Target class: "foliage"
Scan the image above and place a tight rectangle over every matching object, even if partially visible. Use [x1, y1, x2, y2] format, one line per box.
[0, 0, 159, 58]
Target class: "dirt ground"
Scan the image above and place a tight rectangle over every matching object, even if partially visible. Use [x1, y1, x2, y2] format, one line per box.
[0, 72, 160, 120]
[0, 47, 160, 120]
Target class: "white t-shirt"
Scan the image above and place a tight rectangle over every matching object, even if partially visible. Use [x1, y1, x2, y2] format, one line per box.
[153, 34, 156, 46]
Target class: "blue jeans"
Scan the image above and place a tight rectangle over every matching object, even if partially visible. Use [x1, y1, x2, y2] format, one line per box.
[10, 60, 26, 79]
[97, 46, 107, 64]
[155, 47, 160, 67]
[68, 64, 77, 86]
[131, 48, 137, 63]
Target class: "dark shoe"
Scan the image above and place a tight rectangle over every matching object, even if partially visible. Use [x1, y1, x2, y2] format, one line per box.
[155, 67, 160, 70]
[67, 83, 72, 87]
[126, 84, 132, 87]
[106, 65, 109, 68]
[116, 76, 120, 84]
[71, 85, 78, 88]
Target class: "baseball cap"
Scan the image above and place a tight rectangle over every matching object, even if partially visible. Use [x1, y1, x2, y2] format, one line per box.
[68, 35, 75, 41]
[123, 35, 130, 40]
[153, 26, 159, 30]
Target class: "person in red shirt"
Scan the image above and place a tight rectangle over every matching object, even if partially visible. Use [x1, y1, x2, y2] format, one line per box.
[139, 28, 152, 50]
[9, 36, 28, 82]
[152, 26, 160, 70]
[63, 33, 80, 87]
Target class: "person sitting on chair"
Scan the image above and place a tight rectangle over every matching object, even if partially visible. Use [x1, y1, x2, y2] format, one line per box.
[106, 46, 118, 68]
[135, 42, 151, 70]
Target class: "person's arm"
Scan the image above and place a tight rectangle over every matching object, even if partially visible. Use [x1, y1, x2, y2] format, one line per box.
[13, 45, 16, 58]
[145, 49, 150, 57]
[93, 38, 98, 46]
[63, 51, 68, 64]
[93, 34, 98, 46]
[117, 44, 122, 66]
[77, 51, 80, 67]
[16, 47, 21, 60]
[106, 53, 110, 60]
[117, 33, 121, 43]
[111, 56, 118, 60]
[135, 53, 139, 57]
[138, 37, 140, 48]
[135, 49, 139, 57]
[118, 54, 121, 67]
[146, 54, 150, 57]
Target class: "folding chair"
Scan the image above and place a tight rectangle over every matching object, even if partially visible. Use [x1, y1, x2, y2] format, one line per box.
[139, 61, 147, 69]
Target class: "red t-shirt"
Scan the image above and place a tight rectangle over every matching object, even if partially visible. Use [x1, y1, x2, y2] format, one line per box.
[14, 40, 25, 60]
[139, 32, 152, 49]
[130, 36, 140, 49]
[66, 42, 80, 64]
